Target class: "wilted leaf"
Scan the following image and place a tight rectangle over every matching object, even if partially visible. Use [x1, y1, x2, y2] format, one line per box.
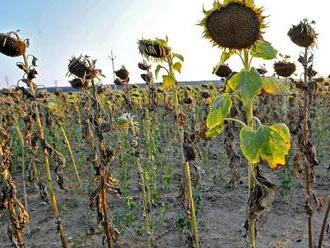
[262, 77, 290, 95]
[31, 55, 38, 66]
[240, 123, 291, 169]
[206, 94, 232, 139]
[227, 68, 262, 106]
[251, 40, 277, 60]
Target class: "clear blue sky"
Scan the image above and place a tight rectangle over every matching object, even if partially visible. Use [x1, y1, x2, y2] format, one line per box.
[0, 0, 329, 87]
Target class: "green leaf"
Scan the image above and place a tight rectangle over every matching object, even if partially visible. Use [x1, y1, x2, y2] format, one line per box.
[250, 40, 278, 60]
[173, 62, 182, 73]
[155, 65, 162, 79]
[220, 49, 235, 63]
[206, 95, 232, 139]
[173, 53, 184, 62]
[240, 123, 291, 169]
[162, 74, 176, 91]
[227, 68, 262, 106]
[262, 77, 290, 95]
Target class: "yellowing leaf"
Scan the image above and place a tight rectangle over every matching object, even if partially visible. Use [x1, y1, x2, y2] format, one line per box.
[270, 123, 291, 151]
[220, 49, 235, 63]
[240, 124, 291, 169]
[173, 62, 182, 73]
[227, 68, 262, 106]
[206, 94, 232, 139]
[262, 77, 290, 95]
[162, 74, 176, 91]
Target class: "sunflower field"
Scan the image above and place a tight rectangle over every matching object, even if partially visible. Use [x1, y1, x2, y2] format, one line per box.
[0, 1, 330, 248]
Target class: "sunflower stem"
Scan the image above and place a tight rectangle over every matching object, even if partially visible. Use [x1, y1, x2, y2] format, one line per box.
[59, 123, 82, 190]
[90, 79, 113, 248]
[246, 100, 257, 248]
[243, 49, 257, 248]
[317, 195, 330, 248]
[224, 118, 247, 127]
[169, 56, 200, 248]
[16, 125, 30, 234]
[22, 52, 68, 248]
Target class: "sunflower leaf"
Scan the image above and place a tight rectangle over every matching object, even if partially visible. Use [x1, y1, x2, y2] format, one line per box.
[155, 64, 168, 79]
[206, 94, 232, 139]
[251, 40, 278, 60]
[173, 62, 182, 73]
[220, 49, 235, 63]
[162, 74, 176, 91]
[173, 53, 184, 62]
[262, 77, 290, 95]
[240, 124, 291, 169]
[227, 68, 262, 106]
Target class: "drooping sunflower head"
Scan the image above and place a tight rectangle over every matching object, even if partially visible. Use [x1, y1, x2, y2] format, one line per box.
[69, 78, 89, 89]
[288, 19, 317, 48]
[115, 65, 129, 81]
[68, 55, 104, 80]
[138, 37, 171, 61]
[68, 55, 93, 78]
[200, 0, 266, 50]
[274, 61, 296, 78]
[213, 62, 233, 78]
[0, 32, 27, 57]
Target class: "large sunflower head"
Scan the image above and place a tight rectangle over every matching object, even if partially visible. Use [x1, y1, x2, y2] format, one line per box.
[200, 0, 266, 50]
[138, 37, 171, 61]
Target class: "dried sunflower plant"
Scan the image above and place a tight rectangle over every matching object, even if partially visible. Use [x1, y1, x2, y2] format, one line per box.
[67, 55, 120, 248]
[116, 113, 153, 248]
[200, 1, 291, 247]
[288, 19, 325, 248]
[0, 31, 69, 247]
[0, 125, 29, 248]
[138, 37, 200, 247]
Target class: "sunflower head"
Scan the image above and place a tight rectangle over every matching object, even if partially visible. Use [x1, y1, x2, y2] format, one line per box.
[68, 55, 93, 78]
[141, 72, 153, 83]
[256, 66, 267, 75]
[138, 37, 171, 61]
[69, 78, 88, 89]
[288, 19, 317, 48]
[274, 61, 296, 78]
[138, 60, 151, 71]
[213, 63, 233, 78]
[200, 0, 266, 50]
[115, 66, 129, 81]
[200, 90, 211, 99]
[0, 32, 27, 57]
